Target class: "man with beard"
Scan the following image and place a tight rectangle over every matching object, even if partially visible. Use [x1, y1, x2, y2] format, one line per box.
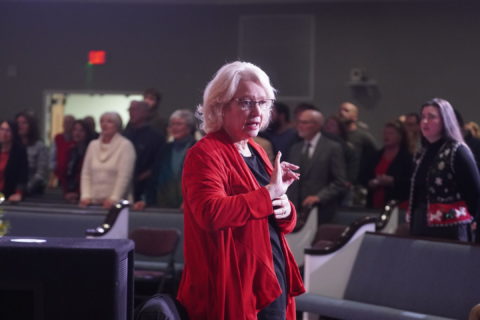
[339, 102, 377, 184]
[260, 101, 298, 157]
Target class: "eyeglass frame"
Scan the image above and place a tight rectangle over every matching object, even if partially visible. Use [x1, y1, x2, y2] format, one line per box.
[232, 98, 275, 111]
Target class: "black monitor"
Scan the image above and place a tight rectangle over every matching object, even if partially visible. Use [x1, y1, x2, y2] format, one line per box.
[0, 237, 134, 320]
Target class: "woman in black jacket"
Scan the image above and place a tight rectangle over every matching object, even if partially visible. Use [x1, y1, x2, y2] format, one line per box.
[0, 120, 28, 202]
[362, 120, 413, 209]
[409, 98, 480, 242]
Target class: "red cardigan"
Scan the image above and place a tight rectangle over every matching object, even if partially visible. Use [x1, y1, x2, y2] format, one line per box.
[177, 130, 305, 320]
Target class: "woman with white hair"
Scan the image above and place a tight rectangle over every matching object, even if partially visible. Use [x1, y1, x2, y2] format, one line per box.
[80, 112, 135, 209]
[147, 109, 196, 208]
[177, 61, 305, 320]
[408, 98, 480, 241]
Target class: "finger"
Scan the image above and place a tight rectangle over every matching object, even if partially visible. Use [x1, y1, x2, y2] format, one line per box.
[272, 151, 282, 178]
[281, 162, 300, 170]
[274, 208, 288, 218]
[272, 199, 283, 207]
[285, 170, 300, 181]
[274, 200, 288, 209]
[275, 151, 282, 167]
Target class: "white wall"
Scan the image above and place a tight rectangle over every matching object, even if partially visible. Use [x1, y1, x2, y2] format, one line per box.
[64, 93, 143, 131]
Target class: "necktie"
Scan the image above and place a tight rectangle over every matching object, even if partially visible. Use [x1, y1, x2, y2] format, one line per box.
[300, 142, 311, 174]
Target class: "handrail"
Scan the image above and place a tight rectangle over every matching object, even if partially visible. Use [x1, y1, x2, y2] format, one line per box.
[1, 201, 183, 216]
[85, 200, 130, 237]
[303, 200, 401, 255]
[375, 199, 399, 230]
[305, 215, 377, 255]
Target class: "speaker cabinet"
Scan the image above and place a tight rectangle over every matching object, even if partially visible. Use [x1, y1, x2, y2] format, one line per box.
[0, 237, 134, 320]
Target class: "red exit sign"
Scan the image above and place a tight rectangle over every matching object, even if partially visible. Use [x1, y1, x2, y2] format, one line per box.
[88, 50, 106, 65]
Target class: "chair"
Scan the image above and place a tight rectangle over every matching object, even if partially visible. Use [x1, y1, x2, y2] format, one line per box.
[130, 227, 181, 296]
[134, 293, 183, 320]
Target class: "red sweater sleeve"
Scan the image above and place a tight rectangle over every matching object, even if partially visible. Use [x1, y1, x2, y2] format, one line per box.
[183, 146, 274, 231]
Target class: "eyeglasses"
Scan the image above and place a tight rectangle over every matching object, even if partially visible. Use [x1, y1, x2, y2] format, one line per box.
[233, 98, 274, 111]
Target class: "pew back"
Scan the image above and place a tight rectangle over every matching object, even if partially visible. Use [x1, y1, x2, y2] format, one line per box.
[344, 233, 480, 320]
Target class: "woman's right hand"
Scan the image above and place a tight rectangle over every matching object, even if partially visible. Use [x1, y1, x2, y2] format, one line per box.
[8, 193, 22, 203]
[266, 152, 300, 200]
[79, 198, 91, 208]
[64, 192, 79, 203]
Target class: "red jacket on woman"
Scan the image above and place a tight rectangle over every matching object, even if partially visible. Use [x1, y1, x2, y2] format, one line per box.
[177, 129, 305, 320]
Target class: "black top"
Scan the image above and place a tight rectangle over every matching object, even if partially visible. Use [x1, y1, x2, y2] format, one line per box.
[361, 146, 413, 208]
[242, 146, 287, 318]
[1, 142, 28, 198]
[66, 144, 87, 193]
[124, 124, 165, 201]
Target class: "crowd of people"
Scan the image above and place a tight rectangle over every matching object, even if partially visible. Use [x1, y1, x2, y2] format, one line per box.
[0, 88, 197, 210]
[2, 61, 480, 318]
[1, 64, 480, 245]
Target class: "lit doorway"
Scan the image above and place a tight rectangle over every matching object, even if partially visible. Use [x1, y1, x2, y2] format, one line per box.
[43, 90, 142, 145]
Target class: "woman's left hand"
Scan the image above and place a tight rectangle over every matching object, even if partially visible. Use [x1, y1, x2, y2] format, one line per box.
[377, 174, 394, 186]
[102, 199, 115, 209]
[272, 194, 291, 219]
[8, 193, 22, 203]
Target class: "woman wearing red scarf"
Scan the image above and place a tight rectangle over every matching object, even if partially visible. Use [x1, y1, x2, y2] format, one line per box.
[177, 61, 305, 319]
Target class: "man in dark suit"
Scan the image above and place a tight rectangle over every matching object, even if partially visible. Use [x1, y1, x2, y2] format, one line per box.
[287, 109, 347, 224]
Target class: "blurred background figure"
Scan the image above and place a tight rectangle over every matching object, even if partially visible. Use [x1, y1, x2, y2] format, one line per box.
[323, 114, 358, 188]
[293, 102, 317, 126]
[143, 87, 168, 136]
[465, 121, 480, 139]
[83, 115, 99, 139]
[0, 120, 28, 202]
[63, 120, 95, 203]
[148, 109, 196, 208]
[338, 101, 377, 206]
[403, 112, 421, 154]
[124, 100, 165, 211]
[80, 112, 136, 209]
[287, 109, 346, 224]
[338, 101, 378, 183]
[454, 109, 480, 172]
[51, 114, 75, 189]
[360, 120, 413, 209]
[252, 136, 274, 164]
[260, 101, 297, 157]
[15, 111, 49, 196]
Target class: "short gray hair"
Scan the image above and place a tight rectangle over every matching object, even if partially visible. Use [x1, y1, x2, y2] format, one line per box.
[100, 111, 123, 131]
[196, 61, 275, 134]
[170, 109, 196, 134]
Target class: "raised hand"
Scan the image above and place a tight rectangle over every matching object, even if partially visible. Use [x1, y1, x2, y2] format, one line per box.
[266, 152, 300, 200]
